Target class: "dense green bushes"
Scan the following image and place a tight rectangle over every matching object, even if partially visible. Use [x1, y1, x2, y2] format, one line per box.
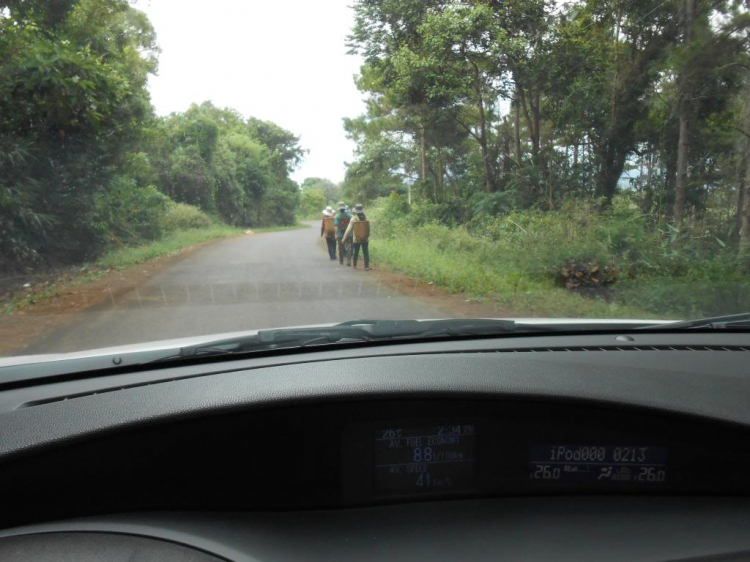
[93, 181, 171, 245]
[370, 195, 749, 318]
[164, 203, 213, 232]
[0, 1, 303, 273]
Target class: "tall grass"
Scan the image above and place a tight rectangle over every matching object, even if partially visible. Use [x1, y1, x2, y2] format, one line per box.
[370, 197, 750, 319]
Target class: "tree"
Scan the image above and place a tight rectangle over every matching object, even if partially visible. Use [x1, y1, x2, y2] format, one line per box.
[299, 188, 327, 217]
[0, 0, 158, 266]
[301, 178, 341, 204]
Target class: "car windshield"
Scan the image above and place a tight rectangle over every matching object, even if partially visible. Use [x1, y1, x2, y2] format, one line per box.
[1, 0, 749, 365]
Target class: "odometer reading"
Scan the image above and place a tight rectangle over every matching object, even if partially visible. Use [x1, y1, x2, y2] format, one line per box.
[374, 424, 476, 496]
[530, 445, 667, 484]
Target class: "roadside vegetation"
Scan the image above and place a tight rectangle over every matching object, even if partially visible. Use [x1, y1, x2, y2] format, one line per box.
[344, 0, 750, 318]
[369, 194, 750, 319]
[298, 178, 343, 220]
[0, 0, 304, 276]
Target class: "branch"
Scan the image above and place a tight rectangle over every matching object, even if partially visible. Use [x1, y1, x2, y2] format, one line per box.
[734, 126, 750, 141]
[517, 86, 536, 141]
[453, 115, 482, 143]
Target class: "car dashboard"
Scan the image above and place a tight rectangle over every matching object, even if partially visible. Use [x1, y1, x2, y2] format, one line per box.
[0, 332, 749, 561]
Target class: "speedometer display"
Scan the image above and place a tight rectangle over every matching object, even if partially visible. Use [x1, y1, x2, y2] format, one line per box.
[374, 424, 476, 496]
[529, 445, 668, 484]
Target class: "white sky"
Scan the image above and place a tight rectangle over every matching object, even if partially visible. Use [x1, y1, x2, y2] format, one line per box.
[136, 0, 365, 184]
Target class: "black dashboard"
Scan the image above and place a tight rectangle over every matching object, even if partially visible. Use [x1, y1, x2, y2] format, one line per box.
[1, 331, 750, 561]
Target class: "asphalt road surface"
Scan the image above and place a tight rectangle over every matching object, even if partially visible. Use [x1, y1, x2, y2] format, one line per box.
[25, 223, 458, 354]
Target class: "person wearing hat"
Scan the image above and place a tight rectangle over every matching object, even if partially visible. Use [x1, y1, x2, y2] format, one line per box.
[343, 203, 370, 271]
[334, 202, 352, 266]
[320, 206, 337, 260]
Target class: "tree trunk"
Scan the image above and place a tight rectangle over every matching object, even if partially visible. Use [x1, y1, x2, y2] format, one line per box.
[739, 159, 750, 273]
[533, 90, 541, 154]
[420, 125, 426, 183]
[595, 139, 628, 203]
[675, 110, 690, 229]
[644, 147, 655, 213]
[674, 0, 694, 231]
[513, 95, 522, 164]
[735, 106, 750, 241]
[737, 151, 748, 240]
[664, 150, 677, 218]
[437, 145, 445, 202]
[502, 121, 511, 186]
[475, 66, 493, 193]
[518, 87, 539, 156]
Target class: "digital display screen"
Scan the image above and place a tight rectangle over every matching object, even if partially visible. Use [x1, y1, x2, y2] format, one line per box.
[529, 445, 668, 484]
[374, 423, 476, 496]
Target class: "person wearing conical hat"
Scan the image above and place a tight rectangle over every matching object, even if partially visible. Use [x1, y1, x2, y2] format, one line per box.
[320, 206, 337, 260]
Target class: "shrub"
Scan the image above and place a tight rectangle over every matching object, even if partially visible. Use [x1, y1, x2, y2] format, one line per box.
[94, 179, 171, 244]
[367, 198, 747, 318]
[381, 191, 411, 218]
[164, 203, 213, 231]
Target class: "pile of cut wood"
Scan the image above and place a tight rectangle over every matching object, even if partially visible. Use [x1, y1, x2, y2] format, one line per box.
[557, 260, 619, 291]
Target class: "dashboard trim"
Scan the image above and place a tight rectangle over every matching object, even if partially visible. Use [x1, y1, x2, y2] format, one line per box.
[0, 334, 749, 464]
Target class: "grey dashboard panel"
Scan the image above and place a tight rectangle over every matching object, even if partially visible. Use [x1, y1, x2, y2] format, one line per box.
[0, 532, 224, 562]
[2, 497, 750, 562]
[0, 333, 749, 462]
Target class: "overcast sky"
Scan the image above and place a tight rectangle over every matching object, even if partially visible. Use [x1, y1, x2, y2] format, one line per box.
[137, 0, 365, 184]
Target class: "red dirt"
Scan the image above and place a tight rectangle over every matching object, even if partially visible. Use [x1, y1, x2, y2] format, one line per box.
[0, 241, 219, 356]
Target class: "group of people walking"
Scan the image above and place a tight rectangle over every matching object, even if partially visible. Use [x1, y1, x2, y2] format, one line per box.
[320, 202, 370, 270]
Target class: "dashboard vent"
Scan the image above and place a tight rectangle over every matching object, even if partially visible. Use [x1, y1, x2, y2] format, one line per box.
[502, 345, 750, 353]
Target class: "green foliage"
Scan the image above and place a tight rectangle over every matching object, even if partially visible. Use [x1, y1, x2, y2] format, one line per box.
[0, 0, 159, 268]
[154, 102, 303, 228]
[381, 191, 411, 218]
[0, 1, 304, 271]
[301, 178, 341, 204]
[299, 188, 327, 219]
[371, 198, 747, 318]
[347, 0, 750, 275]
[93, 180, 171, 244]
[164, 203, 212, 232]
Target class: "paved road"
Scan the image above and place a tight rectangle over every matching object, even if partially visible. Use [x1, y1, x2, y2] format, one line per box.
[26, 223, 457, 353]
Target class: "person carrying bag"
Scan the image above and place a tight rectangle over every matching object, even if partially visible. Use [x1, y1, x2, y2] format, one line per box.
[343, 203, 370, 271]
[320, 206, 336, 260]
[334, 202, 352, 266]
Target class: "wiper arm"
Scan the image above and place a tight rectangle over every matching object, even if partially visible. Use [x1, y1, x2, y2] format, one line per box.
[638, 312, 750, 331]
[152, 318, 545, 364]
[157, 326, 377, 363]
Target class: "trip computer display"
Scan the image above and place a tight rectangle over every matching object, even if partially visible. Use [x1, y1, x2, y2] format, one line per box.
[374, 423, 476, 496]
[529, 445, 668, 484]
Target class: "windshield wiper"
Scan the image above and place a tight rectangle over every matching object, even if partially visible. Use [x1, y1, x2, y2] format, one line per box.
[154, 326, 377, 363]
[152, 318, 549, 364]
[638, 312, 750, 331]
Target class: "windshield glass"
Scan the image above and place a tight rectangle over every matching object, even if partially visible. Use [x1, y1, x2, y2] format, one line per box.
[1, 0, 749, 363]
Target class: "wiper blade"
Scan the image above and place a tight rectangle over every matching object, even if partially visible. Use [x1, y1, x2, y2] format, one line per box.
[152, 318, 546, 364]
[156, 326, 377, 363]
[638, 312, 750, 331]
[334, 318, 523, 337]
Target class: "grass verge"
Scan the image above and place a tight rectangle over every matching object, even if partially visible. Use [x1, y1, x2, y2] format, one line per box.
[96, 225, 242, 270]
[370, 236, 668, 320]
